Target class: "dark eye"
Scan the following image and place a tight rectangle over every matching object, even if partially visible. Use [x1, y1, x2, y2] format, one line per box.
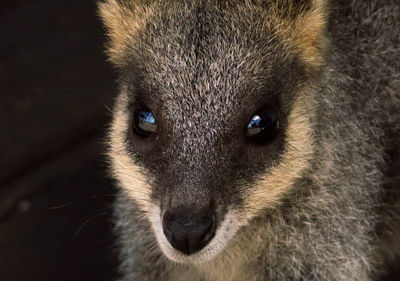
[132, 109, 157, 138]
[246, 108, 279, 143]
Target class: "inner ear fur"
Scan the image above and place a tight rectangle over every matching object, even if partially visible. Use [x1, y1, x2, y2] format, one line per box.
[98, 0, 154, 66]
[290, 0, 329, 68]
[98, 0, 329, 68]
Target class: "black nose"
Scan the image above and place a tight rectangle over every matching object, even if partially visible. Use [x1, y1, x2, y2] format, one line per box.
[162, 210, 216, 255]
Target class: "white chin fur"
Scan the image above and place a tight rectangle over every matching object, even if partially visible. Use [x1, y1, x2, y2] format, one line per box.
[149, 206, 240, 264]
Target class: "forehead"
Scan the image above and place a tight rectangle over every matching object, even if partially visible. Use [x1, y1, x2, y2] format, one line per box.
[121, 2, 305, 123]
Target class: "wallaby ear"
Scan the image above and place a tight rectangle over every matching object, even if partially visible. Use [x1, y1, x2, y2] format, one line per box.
[98, 0, 153, 66]
[261, 0, 329, 69]
[291, 0, 329, 68]
[98, 0, 126, 65]
[98, 0, 121, 36]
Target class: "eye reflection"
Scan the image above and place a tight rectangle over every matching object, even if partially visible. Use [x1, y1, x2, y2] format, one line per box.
[247, 115, 263, 136]
[132, 109, 157, 138]
[137, 111, 157, 133]
[246, 108, 279, 143]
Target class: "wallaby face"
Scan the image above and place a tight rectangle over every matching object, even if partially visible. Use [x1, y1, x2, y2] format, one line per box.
[99, 0, 400, 280]
[102, 0, 324, 264]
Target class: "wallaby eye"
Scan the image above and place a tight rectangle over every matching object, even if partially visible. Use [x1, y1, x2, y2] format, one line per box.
[246, 108, 279, 143]
[132, 109, 157, 138]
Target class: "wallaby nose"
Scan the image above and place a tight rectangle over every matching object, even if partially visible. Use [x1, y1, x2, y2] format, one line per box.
[163, 209, 216, 255]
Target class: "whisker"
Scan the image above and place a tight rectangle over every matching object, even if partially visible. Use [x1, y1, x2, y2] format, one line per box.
[47, 194, 118, 210]
[73, 210, 108, 239]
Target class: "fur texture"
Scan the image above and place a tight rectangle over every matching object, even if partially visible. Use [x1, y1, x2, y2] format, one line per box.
[100, 0, 400, 280]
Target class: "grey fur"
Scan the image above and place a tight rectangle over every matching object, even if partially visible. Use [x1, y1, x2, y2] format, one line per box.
[101, 0, 400, 280]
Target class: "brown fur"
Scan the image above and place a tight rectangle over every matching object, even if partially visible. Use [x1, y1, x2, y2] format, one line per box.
[100, 0, 400, 280]
[242, 85, 317, 221]
[98, 0, 155, 66]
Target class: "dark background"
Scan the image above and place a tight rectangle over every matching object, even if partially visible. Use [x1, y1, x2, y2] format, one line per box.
[0, 1, 398, 281]
[1, 1, 117, 280]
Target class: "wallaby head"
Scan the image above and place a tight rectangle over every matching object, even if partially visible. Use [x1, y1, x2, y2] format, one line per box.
[99, 0, 328, 264]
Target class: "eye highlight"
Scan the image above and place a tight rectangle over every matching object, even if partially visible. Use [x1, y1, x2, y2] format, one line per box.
[132, 109, 157, 138]
[246, 108, 279, 143]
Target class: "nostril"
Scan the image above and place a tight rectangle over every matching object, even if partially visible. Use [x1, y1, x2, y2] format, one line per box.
[162, 212, 175, 245]
[162, 211, 216, 255]
[163, 212, 175, 222]
[163, 225, 174, 243]
[202, 227, 214, 244]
